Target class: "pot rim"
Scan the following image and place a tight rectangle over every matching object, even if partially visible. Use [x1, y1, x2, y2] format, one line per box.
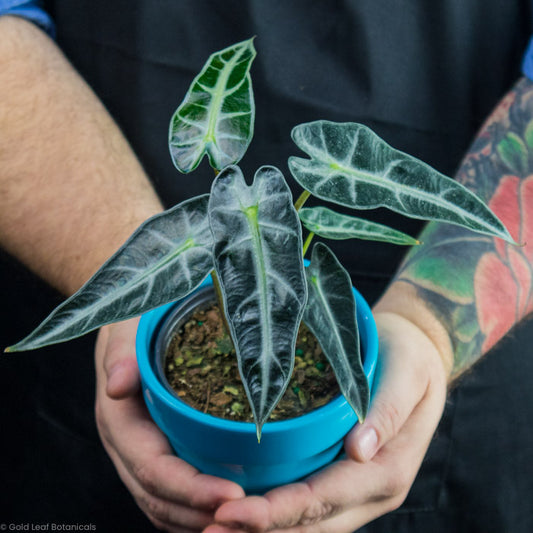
[137, 275, 378, 436]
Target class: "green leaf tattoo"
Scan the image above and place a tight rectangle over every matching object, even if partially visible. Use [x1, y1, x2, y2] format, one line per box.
[497, 132, 528, 175]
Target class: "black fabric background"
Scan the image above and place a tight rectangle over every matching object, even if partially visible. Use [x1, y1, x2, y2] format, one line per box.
[1, 1, 533, 531]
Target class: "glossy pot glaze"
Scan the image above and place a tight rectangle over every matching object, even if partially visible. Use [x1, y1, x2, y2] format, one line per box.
[136, 275, 378, 493]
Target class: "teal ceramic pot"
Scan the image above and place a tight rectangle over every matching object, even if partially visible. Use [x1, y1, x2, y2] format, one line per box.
[136, 275, 378, 493]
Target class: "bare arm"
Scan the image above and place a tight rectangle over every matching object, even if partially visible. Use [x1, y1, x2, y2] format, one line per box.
[1, 16, 244, 529]
[0, 16, 162, 294]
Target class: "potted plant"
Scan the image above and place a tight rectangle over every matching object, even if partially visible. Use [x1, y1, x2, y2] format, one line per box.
[6, 38, 513, 492]
[135, 272, 378, 493]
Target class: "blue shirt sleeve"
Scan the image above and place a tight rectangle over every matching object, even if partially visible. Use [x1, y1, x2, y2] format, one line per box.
[0, 0, 55, 38]
[523, 37, 533, 80]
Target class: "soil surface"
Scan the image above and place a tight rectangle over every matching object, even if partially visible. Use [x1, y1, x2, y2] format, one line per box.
[164, 301, 340, 422]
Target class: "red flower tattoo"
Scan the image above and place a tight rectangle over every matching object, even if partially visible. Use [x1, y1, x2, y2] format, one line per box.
[474, 175, 533, 351]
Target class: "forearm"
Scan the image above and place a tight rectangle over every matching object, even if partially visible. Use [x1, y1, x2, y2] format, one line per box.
[375, 76, 533, 380]
[0, 16, 163, 295]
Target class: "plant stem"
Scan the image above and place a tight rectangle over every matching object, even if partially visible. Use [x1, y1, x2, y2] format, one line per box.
[294, 190, 311, 211]
[302, 231, 315, 257]
[210, 167, 232, 337]
[211, 269, 232, 335]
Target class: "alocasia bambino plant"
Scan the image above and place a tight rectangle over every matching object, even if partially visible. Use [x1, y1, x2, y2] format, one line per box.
[6, 38, 514, 439]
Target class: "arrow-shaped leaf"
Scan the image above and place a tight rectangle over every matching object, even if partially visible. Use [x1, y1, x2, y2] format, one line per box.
[208, 165, 307, 439]
[169, 38, 256, 173]
[290, 121, 513, 243]
[304, 242, 369, 422]
[299, 206, 419, 245]
[7, 196, 214, 352]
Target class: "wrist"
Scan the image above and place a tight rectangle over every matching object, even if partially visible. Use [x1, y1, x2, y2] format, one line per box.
[373, 281, 454, 380]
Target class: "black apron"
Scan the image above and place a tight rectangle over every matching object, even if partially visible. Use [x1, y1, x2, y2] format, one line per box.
[1, 1, 533, 531]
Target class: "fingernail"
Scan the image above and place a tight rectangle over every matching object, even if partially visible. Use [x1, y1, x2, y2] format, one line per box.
[356, 426, 378, 462]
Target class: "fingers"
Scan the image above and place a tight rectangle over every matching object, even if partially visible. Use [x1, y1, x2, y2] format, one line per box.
[213, 382, 445, 533]
[346, 312, 447, 463]
[106, 443, 215, 531]
[96, 381, 244, 506]
[204, 525, 249, 533]
[212, 312, 449, 532]
[94, 320, 246, 530]
[212, 459, 381, 532]
[97, 318, 141, 399]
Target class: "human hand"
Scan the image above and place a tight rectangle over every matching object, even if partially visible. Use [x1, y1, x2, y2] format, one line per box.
[205, 312, 450, 532]
[94, 319, 245, 532]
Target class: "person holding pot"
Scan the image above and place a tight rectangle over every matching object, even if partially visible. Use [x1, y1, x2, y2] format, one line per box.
[1, 1, 532, 532]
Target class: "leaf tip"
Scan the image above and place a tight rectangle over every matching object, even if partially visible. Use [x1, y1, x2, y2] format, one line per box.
[3, 341, 26, 353]
[499, 232, 521, 246]
[4, 340, 29, 353]
[358, 409, 369, 425]
[238, 35, 257, 49]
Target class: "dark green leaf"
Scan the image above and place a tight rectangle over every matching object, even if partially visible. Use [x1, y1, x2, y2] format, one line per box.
[7, 196, 214, 352]
[303, 243, 369, 421]
[209, 165, 307, 439]
[299, 206, 419, 245]
[169, 38, 256, 172]
[290, 121, 513, 243]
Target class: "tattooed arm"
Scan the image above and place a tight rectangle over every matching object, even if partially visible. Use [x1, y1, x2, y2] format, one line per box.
[376, 76, 533, 380]
[209, 78, 533, 533]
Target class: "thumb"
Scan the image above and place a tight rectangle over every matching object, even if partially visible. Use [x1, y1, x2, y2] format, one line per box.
[345, 313, 443, 463]
[97, 318, 141, 400]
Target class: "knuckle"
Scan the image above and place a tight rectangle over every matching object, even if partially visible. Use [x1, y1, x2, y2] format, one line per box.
[134, 462, 158, 496]
[300, 502, 334, 525]
[147, 499, 171, 524]
[188, 490, 208, 510]
[299, 483, 338, 526]
[139, 491, 171, 525]
[373, 398, 402, 441]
